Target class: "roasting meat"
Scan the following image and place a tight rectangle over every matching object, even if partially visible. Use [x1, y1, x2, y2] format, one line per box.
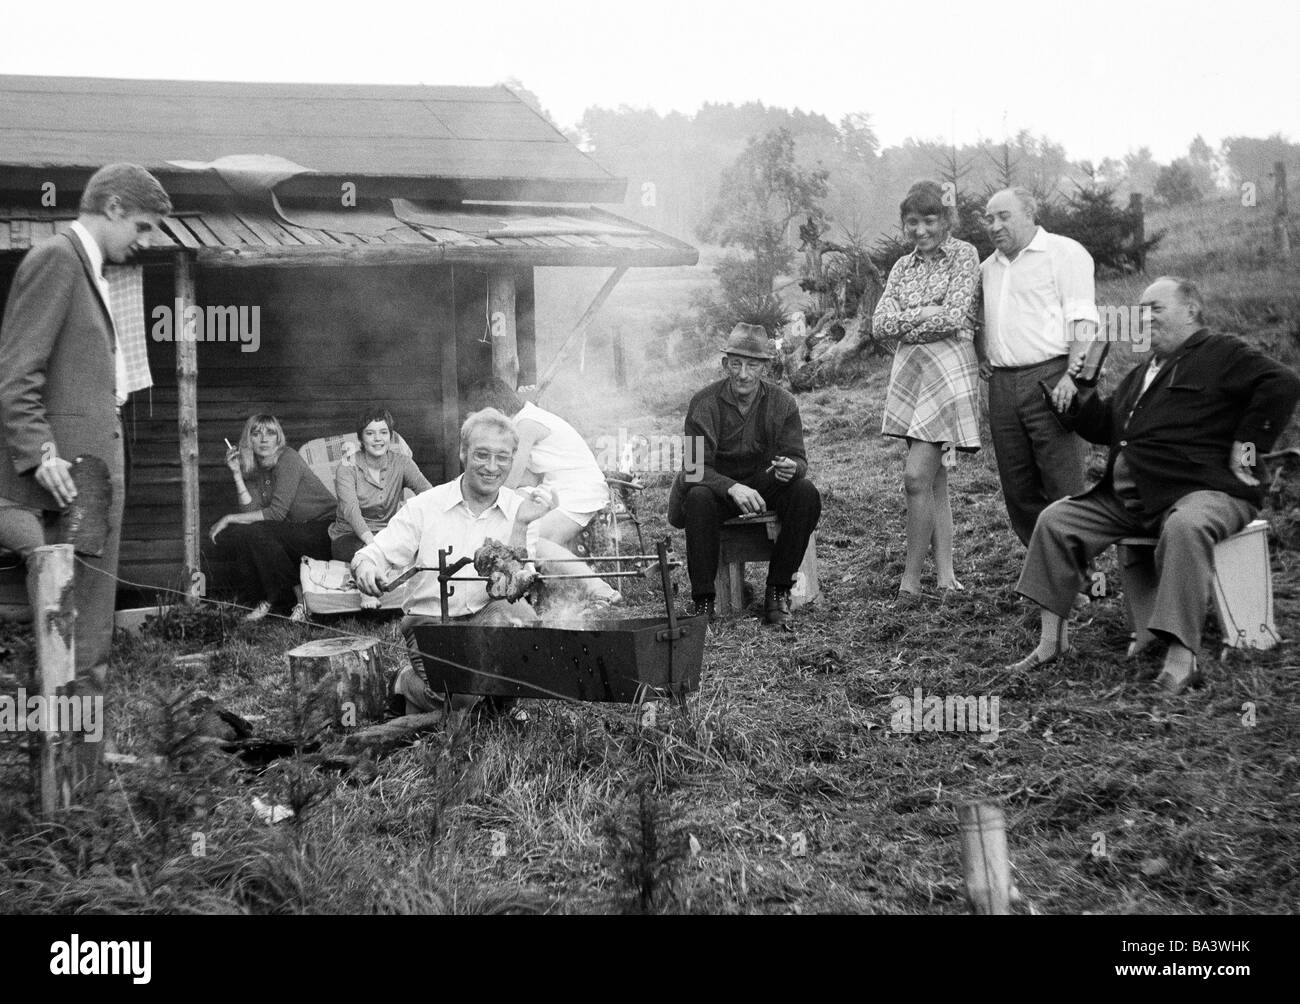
[473, 538, 539, 601]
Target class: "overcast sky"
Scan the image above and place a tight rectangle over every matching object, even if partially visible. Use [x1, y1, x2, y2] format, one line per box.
[4, 0, 1293, 164]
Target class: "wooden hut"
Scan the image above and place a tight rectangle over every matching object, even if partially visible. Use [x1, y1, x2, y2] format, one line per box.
[0, 75, 697, 606]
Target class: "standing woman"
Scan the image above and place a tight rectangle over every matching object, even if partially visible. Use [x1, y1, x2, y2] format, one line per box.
[874, 180, 982, 598]
[210, 413, 336, 621]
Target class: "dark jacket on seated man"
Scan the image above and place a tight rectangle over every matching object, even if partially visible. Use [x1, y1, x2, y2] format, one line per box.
[1065, 328, 1300, 510]
[1017, 322, 1299, 657]
[667, 322, 822, 625]
[668, 377, 809, 526]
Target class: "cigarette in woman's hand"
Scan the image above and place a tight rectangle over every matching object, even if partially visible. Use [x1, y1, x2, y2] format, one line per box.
[224, 438, 235, 451]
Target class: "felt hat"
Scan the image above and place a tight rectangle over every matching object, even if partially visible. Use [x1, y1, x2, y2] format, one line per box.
[722, 322, 775, 360]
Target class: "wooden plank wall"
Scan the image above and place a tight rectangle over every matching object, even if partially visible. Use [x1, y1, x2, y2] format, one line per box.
[0, 256, 536, 603]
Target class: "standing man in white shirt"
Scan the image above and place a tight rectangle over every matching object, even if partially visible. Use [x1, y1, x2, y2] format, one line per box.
[978, 187, 1099, 544]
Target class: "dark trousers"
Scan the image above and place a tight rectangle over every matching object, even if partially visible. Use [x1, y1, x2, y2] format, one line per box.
[988, 356, 1087, 545]
[683, 474, 821, 598]
[217, 516, 332, 609]
[1017, 488, 1256, 650]
[330, 531, 367, 563]
[0, 423, 123, 683]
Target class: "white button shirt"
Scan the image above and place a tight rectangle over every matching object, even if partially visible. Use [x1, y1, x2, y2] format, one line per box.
[354, 477, 529, 617]
[981, 226, 1099, 367]
[69, 221, 126, 405]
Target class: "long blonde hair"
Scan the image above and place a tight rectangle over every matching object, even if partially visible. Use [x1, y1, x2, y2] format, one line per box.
[238, 413, 287, 476]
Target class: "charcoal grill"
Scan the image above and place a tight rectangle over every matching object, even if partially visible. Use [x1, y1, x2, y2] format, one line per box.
[399, 538, 707, 703]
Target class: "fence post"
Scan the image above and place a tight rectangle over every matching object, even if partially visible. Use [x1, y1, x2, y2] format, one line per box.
[1275, 161, 1291, 261]
[30, 543, 76, 815]
[1129, 193, 1146, 273]
[612, 326, 627, 390]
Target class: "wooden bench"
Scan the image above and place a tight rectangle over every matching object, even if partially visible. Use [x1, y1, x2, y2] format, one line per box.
[1117, 518, 1279, 657]
[713, 513, 819, 617]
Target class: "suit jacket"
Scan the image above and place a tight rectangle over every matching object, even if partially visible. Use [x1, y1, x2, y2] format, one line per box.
[0, 232, 119, 509]
[1068, 328, 1300, 511]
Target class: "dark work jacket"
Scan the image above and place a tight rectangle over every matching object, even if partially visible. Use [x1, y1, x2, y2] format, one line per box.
[667, 377, 809, 527]
[1067, 329, 1300, 511]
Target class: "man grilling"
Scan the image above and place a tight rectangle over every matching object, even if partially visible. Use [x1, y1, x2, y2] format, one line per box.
[668, 322, 821, 626]
[351, 407, 608, 715]
[1008, 276, 1300, 694]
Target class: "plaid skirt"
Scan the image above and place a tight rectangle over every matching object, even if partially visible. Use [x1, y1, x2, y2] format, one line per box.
[881, 338, 982, 449]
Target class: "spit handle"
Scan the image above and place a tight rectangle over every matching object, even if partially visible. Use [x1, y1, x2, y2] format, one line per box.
[656, 537, 677, 633]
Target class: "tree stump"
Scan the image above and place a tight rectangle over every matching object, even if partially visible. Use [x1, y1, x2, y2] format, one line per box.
[31, 544, 76, 815]
[286, 637, 387, 730]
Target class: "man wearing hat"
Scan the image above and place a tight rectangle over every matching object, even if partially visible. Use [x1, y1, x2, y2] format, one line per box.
[668, 322, 821, 626]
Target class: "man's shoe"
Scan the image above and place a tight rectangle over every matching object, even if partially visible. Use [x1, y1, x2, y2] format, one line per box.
[689, 595, 717, 622]
[1154, 655, 1202, 696]
[764, 584, 793, 628]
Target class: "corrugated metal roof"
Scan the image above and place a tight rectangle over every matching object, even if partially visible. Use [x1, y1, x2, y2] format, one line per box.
[0, 202, 698, 268]
[0, 75, 626, 203]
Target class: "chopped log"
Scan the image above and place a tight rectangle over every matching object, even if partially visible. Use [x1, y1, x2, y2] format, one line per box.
[956, 800, 1013, 915]
[341, 712, 447, 756]
[286, 637, 387, 729]
[30, 544, 75, 815]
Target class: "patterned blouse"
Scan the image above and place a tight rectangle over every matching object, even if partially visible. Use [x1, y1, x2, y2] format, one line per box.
[873, 236, 981, 345]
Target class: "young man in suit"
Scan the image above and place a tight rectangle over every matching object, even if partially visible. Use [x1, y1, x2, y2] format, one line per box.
[1007, 276, 1300, 693]
[0, 163, 172, 761]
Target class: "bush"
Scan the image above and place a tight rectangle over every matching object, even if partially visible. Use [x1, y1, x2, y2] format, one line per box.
[1154, 160, 1204, 206]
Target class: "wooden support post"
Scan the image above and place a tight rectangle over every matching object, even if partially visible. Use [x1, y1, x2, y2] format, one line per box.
[487, 271, 520, 389]
[535, 266, 629, 400]
[287, 636, 387, 729]
[31, 544, 76, 815]
[1274, 161, 1291, 261]
[440, 267, 461, 481]
[174, 252, 202, 605]
[1129, 193, 1146, 273]
[957, 800, 1013, 915]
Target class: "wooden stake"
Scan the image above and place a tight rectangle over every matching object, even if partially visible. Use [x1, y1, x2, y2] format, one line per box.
[1129, 193, 1146, 273]
[31, 544, 75, 815]
[487, 271, 520, 389]
[612, 326, 627, 390]
[287, 637, 387, 729]
[174, 252, 202, 604]
[957, 800, 1013, 915]
[1275, 161, 1291, 262]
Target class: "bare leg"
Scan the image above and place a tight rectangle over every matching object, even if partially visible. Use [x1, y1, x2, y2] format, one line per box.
[533, 537, 619, 602]
[532, 509, 583, 549]
[931, 461, 960, 588]
[1006, 607, 1071, 671]
[1035, 608, 1069, 659]
[1156, 641, 1198, 693]
[901, 440, 943, 593]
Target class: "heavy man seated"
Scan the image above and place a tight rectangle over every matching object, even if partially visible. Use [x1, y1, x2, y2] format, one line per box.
[1009, 276, 1300, 694]
[351, 408, 616, 715]
[668, 322, 821, 627]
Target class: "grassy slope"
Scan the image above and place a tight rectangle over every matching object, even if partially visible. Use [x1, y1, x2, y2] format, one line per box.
[0, 196, 1297, 915]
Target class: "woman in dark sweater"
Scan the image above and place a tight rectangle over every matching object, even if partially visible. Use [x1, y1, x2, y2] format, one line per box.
[209, 413, 336, 621]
